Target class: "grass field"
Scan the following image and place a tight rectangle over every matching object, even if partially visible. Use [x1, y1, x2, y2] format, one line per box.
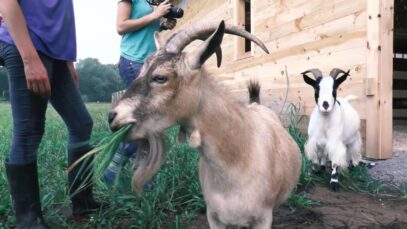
[0, 103, 205, 229]
[0, 102, 401, 228]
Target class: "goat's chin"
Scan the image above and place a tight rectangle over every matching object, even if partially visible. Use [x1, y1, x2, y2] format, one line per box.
[319, 110, 331, 114]
[125, 128, 147, 141]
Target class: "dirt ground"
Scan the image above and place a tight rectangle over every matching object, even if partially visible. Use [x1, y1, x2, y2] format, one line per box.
[188, 125, 407, 229]
[189, 186, 407, 229]
[368, 124, 407, 187]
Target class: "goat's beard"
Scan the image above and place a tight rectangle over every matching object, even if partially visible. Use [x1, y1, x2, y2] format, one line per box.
[130, 133, 166, 193]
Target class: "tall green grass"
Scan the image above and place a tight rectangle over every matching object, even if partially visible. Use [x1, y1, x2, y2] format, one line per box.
[0, 103, 204, 228]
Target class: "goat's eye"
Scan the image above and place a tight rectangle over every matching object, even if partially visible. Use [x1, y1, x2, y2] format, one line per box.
[152, 75, 168, 84]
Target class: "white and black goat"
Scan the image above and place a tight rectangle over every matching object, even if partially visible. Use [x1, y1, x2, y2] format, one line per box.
[302, 68, 362, 191]
[108, 21, 301, 228]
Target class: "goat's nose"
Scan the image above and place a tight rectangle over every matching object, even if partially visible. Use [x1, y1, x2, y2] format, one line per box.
[322, 101, 329, 110]
[108, 111, 117, 124]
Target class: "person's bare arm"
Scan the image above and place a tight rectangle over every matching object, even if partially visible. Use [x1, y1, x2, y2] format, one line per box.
[0, 0, 51, 96]
[116, 0, 171, 35]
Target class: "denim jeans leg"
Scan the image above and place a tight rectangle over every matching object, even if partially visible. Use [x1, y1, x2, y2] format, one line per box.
[1, 42, 51, 165]
[118, 56, 143, 158]
[49, 60, 93, 152]
[118, 56, 143, 87]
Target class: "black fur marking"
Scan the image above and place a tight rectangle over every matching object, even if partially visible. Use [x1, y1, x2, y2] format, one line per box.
[330, 181, 340, 191]
[331, 70, 349, 105]
[247, 80, 261, 104]
[313, 77, 323, 103]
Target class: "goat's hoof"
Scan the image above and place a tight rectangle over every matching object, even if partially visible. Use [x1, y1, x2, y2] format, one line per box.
[359, 161, 376, 169]
[330, 181, 340, 191]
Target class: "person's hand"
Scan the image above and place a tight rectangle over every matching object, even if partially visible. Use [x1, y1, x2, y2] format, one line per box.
[24, 56, 51, 97]
[68, 62, 80, 89]
[152, 0, 171, 19]
[160, 18, 177, 30]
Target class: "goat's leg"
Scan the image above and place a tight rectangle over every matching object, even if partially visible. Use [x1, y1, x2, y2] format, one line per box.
[330, 164, 340, 191]
[305, 139, 319, 165]
[306, 141, 325, 174]
[347, 132, 362, 167]
[252, 210, 273, 229]
[206, 209, 226, 229]
[327, 142, 346, 191]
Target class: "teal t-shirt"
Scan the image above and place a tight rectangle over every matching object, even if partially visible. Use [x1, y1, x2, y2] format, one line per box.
[120, 0, 160, 63]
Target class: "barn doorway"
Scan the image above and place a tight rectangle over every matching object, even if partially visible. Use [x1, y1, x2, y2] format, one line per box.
[393, 0, 407, 151]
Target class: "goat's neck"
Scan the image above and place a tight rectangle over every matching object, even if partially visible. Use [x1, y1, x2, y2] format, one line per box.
[318, 102, 343, 128]
[184, 78, 252, 170]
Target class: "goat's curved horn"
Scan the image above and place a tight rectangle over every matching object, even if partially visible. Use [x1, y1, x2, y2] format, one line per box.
[330, 68, 350, 79]
[301, 69, 323, 79]
[164, 21, 269, 55]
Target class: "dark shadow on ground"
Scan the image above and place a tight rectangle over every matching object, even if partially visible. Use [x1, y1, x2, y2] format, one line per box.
[189, 185, 407, 229]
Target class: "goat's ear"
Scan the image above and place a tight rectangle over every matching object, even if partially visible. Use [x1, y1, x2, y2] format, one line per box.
[215, 47, 222, 67]
[301, 71, 317, 88]
[154, 32, 165, 50]
[333, 70, 350, 89]
[187, 21, 225, 69]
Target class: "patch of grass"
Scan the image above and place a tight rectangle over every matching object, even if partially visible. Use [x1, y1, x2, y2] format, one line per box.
[0, 103, 204, 228]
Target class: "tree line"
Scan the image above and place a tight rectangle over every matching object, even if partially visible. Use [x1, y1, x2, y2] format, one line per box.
[0, 58, 126, 102]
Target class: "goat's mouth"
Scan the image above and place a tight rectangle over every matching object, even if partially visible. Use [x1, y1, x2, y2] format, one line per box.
[109, 120, 137, 133]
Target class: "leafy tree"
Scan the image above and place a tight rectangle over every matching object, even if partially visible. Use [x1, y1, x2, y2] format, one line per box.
[0, 58, 125, 102]
[75, 58, 125, 102]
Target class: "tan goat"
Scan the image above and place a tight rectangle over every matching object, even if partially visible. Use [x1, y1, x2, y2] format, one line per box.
[108, 21, 301, 228]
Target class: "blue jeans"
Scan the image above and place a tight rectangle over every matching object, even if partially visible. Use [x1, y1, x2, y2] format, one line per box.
[117, 56, 143, 158]
[0, 41, 93, 165]
[118, 56, 143, 88]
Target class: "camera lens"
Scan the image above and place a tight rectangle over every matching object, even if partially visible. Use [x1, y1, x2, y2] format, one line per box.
[166, 6, 184, 18]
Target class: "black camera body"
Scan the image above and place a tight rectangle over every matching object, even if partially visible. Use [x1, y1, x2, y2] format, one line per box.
[146, 0, 184, 18]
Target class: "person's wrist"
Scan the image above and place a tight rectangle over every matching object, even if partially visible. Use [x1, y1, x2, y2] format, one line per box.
[21, 49, 40, 65]
[150, 12, 160, 20]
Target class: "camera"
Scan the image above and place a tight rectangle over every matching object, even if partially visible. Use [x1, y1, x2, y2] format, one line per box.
[146, 0, 184, 19]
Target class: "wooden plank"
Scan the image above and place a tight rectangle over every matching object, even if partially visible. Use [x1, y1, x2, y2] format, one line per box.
[233, 0, 247, 59]
[217, 31, 366, 74]
[365, 0, 394, 159]
[264, 10, 367, 53]
[265, 0, 366, 41]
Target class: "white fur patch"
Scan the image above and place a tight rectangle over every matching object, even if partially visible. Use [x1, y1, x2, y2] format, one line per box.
[318, 77, 335, 112]
[189, 129, 201, 148]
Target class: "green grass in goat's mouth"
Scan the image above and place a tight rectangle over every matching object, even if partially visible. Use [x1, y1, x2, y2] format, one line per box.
[68, 124, 133, 196]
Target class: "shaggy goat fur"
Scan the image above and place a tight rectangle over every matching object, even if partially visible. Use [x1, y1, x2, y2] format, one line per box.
[109, 21, 301, 228]
[302, 68, 362, 191]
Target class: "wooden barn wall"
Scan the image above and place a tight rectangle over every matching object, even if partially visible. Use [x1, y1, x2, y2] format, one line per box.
[163, 0, 369, 151]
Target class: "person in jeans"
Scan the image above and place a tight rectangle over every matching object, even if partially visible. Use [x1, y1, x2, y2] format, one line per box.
[0, 0, 107, 227]
[103, 0, 176, 187]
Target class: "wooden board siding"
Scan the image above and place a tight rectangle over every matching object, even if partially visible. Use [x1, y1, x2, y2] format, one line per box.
[365, 0, 393, 159]
[161, 0, 394, 159]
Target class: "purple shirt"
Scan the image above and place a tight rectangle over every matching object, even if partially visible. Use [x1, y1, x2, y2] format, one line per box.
[0, 0, 76, 61]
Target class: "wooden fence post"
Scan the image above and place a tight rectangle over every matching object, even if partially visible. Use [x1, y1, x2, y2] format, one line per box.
[111, 90, 126, 107]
